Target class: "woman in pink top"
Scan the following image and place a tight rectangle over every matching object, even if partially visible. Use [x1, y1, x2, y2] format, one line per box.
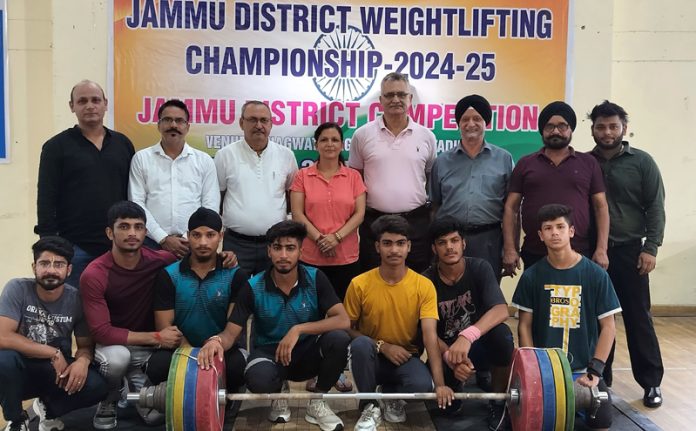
[291, 122, 366, 391]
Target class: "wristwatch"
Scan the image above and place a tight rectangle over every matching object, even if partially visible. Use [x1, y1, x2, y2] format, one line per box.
[375, 339, 384, 354]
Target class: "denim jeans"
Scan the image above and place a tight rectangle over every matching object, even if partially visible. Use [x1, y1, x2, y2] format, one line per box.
[66, 245, 98, 289]
[0, 349, 107, 422]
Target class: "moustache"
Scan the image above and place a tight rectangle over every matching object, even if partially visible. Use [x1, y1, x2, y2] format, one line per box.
[166, 128, 181, 134]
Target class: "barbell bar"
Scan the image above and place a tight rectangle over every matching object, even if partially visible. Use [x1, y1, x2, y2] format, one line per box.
[125, 346, 608, 431]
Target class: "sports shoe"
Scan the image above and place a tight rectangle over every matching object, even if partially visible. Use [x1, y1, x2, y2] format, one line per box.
[354, 403, 381, 431]
[92, 401, 117, 430]
[118, 376, 129, 408]
[488, 401, 510, 431]
[135, 404, 165, 426]
[4, 411, 30, 431]
[31, 399, 65, 431]
[268, 381, 291, 423]
[305, 399, 344, 431]
[383, 399, 406, 423]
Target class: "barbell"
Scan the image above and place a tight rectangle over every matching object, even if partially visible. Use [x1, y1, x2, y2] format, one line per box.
[125, 346, 608, 431]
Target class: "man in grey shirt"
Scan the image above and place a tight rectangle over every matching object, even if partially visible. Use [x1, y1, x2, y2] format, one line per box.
[0, 237, 106, 430]
[430, 95, 513, 280]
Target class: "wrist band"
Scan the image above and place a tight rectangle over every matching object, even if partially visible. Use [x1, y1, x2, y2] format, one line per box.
[587, 357, 605, 378]
[154, 332, 162, 345]
[458, 326, 481, 344]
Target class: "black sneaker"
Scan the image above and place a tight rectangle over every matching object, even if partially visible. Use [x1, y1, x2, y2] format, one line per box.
[5, 411, 30, 431]
[487, 401, 510, 431]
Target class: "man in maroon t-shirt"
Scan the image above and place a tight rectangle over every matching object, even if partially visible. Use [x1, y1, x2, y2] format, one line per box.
[501, 101, 610, 275]
[80, 201, 178, 429]
[80, 201, 237, 429]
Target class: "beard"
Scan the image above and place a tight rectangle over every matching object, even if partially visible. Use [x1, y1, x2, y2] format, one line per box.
[543, 134, 572, 150]
[36, 275, 65, 291]
[594, 134, 623, 151]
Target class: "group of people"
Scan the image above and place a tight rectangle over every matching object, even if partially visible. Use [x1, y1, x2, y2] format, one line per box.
[0, 72, 665, 431]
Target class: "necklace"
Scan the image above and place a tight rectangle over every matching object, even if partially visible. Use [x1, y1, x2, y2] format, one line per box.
[437, 260, 465, 285]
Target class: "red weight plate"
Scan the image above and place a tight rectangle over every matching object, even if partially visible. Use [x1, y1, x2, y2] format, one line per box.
[508, 348, 544, 431]
[194, 347, 226, 431]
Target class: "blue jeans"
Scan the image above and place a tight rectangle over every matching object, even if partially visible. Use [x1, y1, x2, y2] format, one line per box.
[0, 349, 107, 422]
[66, 245, 98, 289]
[348, 336, 434, 410]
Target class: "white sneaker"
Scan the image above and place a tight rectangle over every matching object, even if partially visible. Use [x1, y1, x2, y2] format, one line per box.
[92, 401, 117, 430]
[268, 381, 291, 423]
[354, 403, 381, 431]
[31, 399, 64, 431]
[305, 399, 344, 431]
[383, 399, 406, 423]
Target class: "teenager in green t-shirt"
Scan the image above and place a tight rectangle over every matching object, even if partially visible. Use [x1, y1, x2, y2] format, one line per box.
[512, 204, 621, 431]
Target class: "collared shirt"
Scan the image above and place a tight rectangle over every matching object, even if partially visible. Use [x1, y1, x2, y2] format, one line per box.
[590, 142, 665, 256]
[35, 126, 135, 255]
[153, 255, 249, 346]
[290, 163, 366, 265]
[229, 265, 340, 348]
[348, 116, 436, 213]
[128, 142, 220, 243]
[214, 139, 298, 235]
[508, 147, 605, 255]
[430, 141, 513, 225]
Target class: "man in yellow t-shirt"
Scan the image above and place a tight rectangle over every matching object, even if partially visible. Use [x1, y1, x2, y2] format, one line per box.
[344, 215, 454, 431]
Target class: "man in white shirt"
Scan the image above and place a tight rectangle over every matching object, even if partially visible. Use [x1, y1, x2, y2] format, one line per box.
[215, 101, 298, 275]
[129, 99, 220, 259]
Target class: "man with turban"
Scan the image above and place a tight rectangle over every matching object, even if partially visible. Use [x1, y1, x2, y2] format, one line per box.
[430, 95, 514, 280]
[502, 101, 610, 274]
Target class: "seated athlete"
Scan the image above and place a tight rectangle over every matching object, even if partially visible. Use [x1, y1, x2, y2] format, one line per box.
[345, 215, 454, 431]
[422, 217, 514, 427]
[0, 237, 107, 431]
[145, 208, 248, 396]
[80, 201, 236, 429]
[512, 204, 621, 431]
[198, 220, 351, 431]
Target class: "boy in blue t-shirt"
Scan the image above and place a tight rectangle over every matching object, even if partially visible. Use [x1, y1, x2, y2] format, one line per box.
[512, 204, 621, 431]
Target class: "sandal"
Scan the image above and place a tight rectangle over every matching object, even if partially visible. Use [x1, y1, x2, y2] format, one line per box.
[334, 373, 353, 392]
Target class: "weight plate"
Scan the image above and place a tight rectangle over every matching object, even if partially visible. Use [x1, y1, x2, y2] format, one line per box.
[195, 347, 226, 430]
[182, 347, 198, 431]
[508, 348, 544, 431]
[547, 349, 566, 431]
[553, 348, 575, 431]
[165, 346, 182, 431]
[535, 349, 556, 431]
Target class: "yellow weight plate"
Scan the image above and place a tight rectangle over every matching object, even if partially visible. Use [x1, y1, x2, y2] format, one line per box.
[547, 348, 566, 431]
[554, 348, 575, 431]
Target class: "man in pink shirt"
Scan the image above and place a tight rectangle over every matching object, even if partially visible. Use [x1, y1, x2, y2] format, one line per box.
[348, 72, 437, 272]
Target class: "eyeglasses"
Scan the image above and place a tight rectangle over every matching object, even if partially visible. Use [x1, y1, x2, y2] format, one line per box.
[543, 123, 570, 133]
[158, 117, 188, 125]
[36, 260, 69, 270]
[242, 116, 272, 125]
[382, 92, 410, 100]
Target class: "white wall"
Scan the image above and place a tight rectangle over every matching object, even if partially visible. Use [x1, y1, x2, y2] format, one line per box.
[1, 0, 694, 306]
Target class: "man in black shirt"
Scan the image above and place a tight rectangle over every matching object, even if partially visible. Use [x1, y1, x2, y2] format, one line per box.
[35, 80, 134, 288]
[422, 217, 514, 427]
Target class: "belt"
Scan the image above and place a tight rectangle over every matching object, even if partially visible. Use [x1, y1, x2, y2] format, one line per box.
[607, 238, 642, 248]
[366, 204, 430, 219]
[226, 229, 267, 243]
[461, 223, 501, 235]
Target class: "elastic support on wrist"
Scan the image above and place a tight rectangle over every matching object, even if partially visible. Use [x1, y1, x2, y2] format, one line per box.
[458, 325, 481, 344]
[587, 357, 606, 378]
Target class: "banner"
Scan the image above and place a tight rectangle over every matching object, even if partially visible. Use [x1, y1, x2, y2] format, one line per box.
[112, 0, 571, 165]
